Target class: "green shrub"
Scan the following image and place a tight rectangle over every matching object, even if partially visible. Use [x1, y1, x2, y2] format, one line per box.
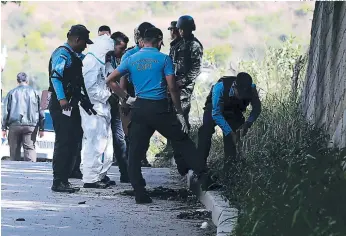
[213, 28, 231, 40]
[193, 38, 346, 236]
[61, 19, 78, 29]
[205, 44, 232, 68]
[213, 21, 242, 39]
[238, 36, 303, 97]
[116, 9, 146, 23]
[228, 96, 346, 236]
[245, 12, 281, 31]
[7, 10, 29, 29]
[199, 2, 222, 10]
[38, 22, 54, 37]
[1, 58, 21, 94]
[23, 3, 36, 17]
[227, 1, 257, 9]
[17, 32, 46, 52]
[295, 3, 314, 17]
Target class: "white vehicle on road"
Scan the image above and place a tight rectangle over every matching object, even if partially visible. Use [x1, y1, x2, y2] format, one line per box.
[1, 110, 55, 161]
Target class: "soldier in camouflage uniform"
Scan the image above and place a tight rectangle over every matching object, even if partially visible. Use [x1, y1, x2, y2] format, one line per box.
[155, 21, 184, 158]
[160, 16, 204, 176]
[168, 21, 183, 59]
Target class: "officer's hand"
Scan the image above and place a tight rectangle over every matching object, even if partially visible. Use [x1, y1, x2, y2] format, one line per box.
[176, 80, 184, 88]
[121, 106, 131, 116]
[39, 131, 44, 138]
[125, 96, 136, 107]
[59, 99, 72, 111]
[177, 113, 189, 134]
[241, 121, 252, 137]
[2, 130, 7, 138]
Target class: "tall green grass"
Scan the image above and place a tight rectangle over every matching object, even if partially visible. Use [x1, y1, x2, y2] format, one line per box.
[190, 38, 346, 235]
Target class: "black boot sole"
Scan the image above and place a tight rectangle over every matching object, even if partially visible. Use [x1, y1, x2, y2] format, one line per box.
[135, 196, 153, 204]
[120, 179, 130, 183]
[51, 186, 76, 193]
[83, 183, 109, 189]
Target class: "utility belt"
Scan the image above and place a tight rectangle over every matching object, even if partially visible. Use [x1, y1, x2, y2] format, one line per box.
[133, 97, 170, 113]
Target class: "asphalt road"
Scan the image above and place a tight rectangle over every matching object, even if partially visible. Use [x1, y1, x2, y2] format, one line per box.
[1, 161, 213, 236]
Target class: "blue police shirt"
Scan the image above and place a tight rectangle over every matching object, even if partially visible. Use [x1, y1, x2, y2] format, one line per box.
[116, 47, 174, 100]
[212, 82, 257, 136]
[50, 43, 79, 101]
[121, 45, 140, 62]
[120, 45, 140, 82]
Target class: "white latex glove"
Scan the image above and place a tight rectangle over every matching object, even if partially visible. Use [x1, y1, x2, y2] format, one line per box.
[126, 96, 136, 107]
[177, 114, 189, 134]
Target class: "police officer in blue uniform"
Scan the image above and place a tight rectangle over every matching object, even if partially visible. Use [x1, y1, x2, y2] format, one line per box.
[120, 22, 155, 168]
[197, 72, 262, 165]
[106, 27, 208, 204]
[48, 24, 95, 193]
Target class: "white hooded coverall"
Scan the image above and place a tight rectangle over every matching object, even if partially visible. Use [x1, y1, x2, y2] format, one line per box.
[80, 35, 115, 184]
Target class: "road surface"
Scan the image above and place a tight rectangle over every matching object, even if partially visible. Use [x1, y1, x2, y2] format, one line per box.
[1, 161, 213, 236]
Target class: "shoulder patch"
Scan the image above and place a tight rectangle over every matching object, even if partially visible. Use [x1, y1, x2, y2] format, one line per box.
[60, 54, 68, 60]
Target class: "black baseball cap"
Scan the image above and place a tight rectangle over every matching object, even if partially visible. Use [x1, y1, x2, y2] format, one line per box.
[168, 21, 177, 30]
[235, 72, 253, 98]
[67, 24, 93, 44]
[144, 27, 164, 45]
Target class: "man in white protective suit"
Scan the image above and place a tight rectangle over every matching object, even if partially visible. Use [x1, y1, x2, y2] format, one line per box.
[80, 35, 116, 189]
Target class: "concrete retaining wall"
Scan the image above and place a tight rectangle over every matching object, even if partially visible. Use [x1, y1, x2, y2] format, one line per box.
[302, 2, 346, 148]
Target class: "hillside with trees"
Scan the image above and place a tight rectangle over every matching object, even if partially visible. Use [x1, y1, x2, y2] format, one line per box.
[1, 1, 314, 94]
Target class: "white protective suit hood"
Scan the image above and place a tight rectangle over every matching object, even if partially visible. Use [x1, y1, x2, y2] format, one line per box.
[86, 35, 114, 64]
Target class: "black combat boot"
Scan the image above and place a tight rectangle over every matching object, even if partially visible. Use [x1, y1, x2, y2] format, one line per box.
[83, 181, 109, 189]
[141, 159, 152, 167]
[120, 175, 130, 183]
[101, 175, 116, 186]
[135, 189, 152, 204]
[51, 181, 78, 193]
[64, 181, 81, 192]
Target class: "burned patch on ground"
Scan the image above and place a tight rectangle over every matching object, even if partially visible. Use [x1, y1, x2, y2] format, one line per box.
[118, 186, 199, 203]
[177, 209, 211, 220]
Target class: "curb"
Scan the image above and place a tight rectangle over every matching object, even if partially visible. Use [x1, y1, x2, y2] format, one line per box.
[186, 170, 238, 236]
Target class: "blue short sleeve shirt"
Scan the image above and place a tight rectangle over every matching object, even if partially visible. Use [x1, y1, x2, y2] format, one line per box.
[117, 47, 174, 100]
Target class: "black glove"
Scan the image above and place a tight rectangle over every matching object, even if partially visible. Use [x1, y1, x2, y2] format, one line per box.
[80, 96, 97, 115]
[241, 121, 252, 137]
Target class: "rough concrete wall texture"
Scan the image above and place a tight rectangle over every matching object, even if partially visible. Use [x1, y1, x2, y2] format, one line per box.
[303, 1, 346, 148]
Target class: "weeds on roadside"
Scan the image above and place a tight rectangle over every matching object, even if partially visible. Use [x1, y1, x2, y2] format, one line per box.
[193, 37, 346, 235]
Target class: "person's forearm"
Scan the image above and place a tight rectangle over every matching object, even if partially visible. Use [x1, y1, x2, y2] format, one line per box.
[109, 81, 128, 100]
[169, 90, 183, 114]
[37, 95, 45, 131]
[51, 78, 66, 100]
[119, 75, 128, 91]
[39, 110, 45, 131]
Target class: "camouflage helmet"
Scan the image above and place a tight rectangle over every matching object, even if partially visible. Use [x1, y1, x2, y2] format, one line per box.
[134, 22, 155, 44]
[176, 15, 196, 31]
